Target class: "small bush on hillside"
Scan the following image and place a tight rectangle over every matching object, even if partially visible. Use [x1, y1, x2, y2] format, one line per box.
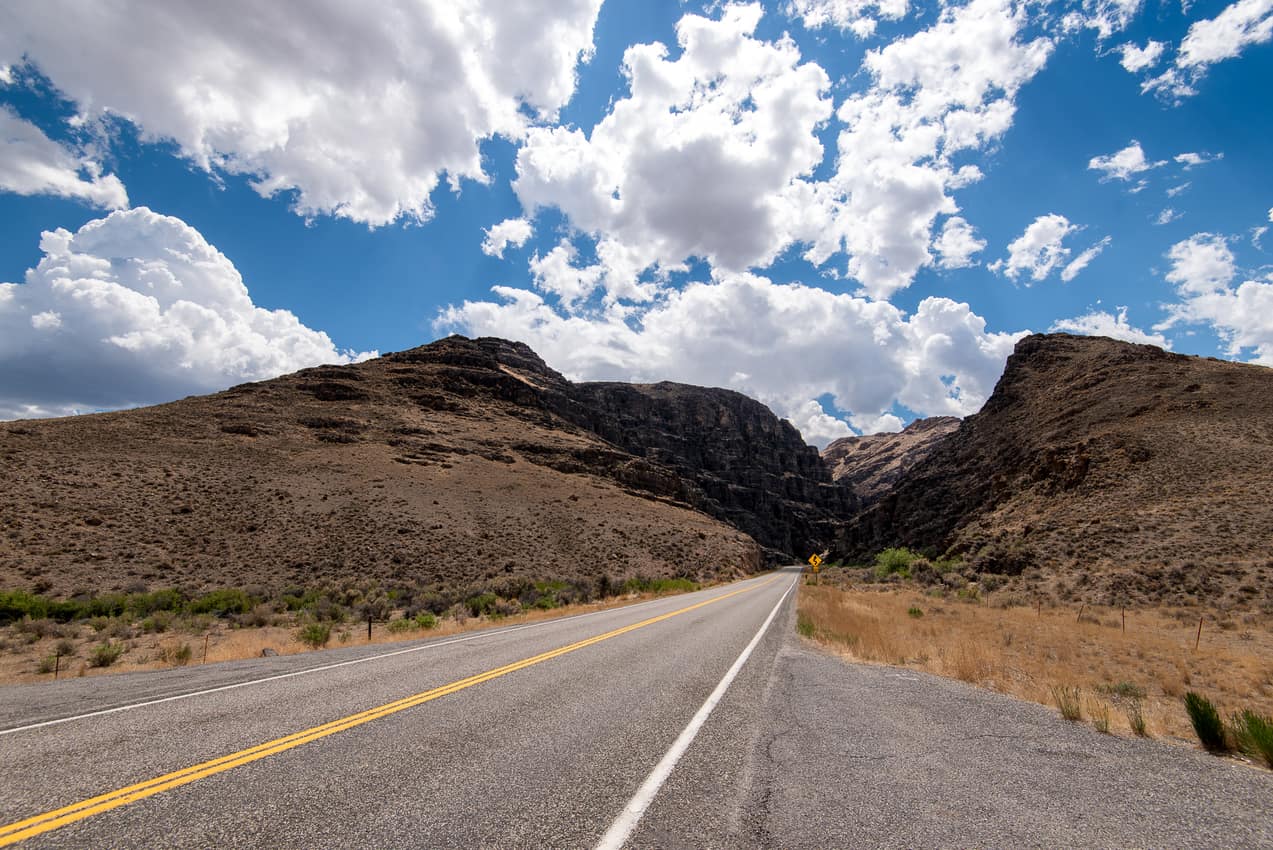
[160, 643, 193, 666]
[297, 623, 331, 649]
[465, 592, 498, 617]
[413, 612, 437, 630]
[89, 641, 124, 668]
[874, 548, 918, 580]
[1126, 700, 1149, 737]
[387, 618, 413, 634]
[1184, 692, 1229, 752]
[1231, 710, 1273, 768]
[187, 589, 254, 617]
[907, 607, 924, 618]
[37, 655, 57, 674]
[1052, 685, 1083, 721]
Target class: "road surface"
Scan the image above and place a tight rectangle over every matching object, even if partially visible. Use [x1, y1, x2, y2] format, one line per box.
[1, 567, 1269, 848]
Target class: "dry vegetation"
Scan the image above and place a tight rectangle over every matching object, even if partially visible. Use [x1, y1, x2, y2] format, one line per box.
[797, 581, 1273, 753]
[0, 581, 704, 685]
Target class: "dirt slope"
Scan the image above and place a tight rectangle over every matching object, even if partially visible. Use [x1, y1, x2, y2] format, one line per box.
[0, 337, 767, 597]
[835, 333, 1273, 608]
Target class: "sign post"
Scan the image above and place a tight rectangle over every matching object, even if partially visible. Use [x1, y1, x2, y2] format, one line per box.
[807, 553, 822, 585]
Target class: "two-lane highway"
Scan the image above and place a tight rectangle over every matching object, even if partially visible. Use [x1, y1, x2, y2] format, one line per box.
[4, 566, 1271, 849]
[1, 570, 800, 848]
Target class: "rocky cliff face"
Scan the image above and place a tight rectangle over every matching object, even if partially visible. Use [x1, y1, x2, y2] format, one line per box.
[822, 416, 959, 502]
[400, 336, 854, 559]
[833, 333, 1273, 608]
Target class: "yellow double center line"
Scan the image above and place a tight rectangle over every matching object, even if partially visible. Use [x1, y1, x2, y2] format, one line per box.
[0, 577, 775, 846]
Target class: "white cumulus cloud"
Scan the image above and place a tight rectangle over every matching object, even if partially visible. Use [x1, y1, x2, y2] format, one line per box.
[1051, 306, 1170, 348]
[1157, 232, 1273, 363]
[0, 107, 127, 209]
[514, 4, 835, 299]
[991, 213, 1080, 283]
[480, 218, 534, 259]
[1088, 140, 1165, 182]
[0, 0, 603, 226]
[439, 272, 1023, 447]
[785, 0, 910, 38]
[0, 207, 374, 420]
[1117, 40, 1165, 72]
[933, 216, 987, 269]
[1144, 0, 1273, 99]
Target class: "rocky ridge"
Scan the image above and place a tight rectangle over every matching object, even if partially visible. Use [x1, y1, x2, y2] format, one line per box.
[833, 333, 1273, 608]
[822, 416, 960, 502]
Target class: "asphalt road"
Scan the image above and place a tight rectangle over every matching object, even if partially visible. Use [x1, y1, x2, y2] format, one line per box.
[1, 567, 1269, 848]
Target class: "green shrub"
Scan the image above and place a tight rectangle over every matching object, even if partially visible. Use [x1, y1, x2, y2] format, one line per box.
[413, 612, 437, 630]
[297, 622, 331, 649]
[89, 641, 124, 668]
[187, 589, 254, 617]
[1231, 710, 1273, 768]
[465, 592, 498, 617]
[1184, 692, 1229, 752]
[0, 590, 49, 624]
[533, 595, 558, 610]
[874, 548, 918, 579]
[387, 618, 413, 633]
[907, 607, 924, 618]
[37, 655, 57, 674]
[1052, 685, 1083, 721]
[141, 611, 175, 633]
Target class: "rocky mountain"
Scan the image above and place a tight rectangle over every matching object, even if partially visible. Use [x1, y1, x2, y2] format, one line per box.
[0, 336, 849, 598]
[834, 333, 1273, 609]
[822, 416, 960, 502]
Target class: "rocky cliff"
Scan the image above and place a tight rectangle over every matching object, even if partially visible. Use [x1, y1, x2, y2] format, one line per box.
[833, 333, 1273, 608]
[822, 416, 959, 502]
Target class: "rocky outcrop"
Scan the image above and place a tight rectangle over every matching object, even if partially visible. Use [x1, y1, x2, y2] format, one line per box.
[822, 416, 959, 502]
[390, 336, 855, 559]
[833, 333, 1273, 608]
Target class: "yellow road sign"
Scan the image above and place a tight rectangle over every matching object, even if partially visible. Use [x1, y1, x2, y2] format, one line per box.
[808, 553, 822, 567]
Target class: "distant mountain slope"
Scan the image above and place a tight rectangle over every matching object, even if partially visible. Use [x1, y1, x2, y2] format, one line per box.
[822, 416, 960, 502]
[834, 334, 1273, 608]
[0, 336, 850, 597]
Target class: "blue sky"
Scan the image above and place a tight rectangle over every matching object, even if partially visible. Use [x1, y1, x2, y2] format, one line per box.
[0, 0, 1270, 443]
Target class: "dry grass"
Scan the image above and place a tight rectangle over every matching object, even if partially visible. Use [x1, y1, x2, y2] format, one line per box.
[798, 584, 1273, 747]
[0, 586, 707, 685]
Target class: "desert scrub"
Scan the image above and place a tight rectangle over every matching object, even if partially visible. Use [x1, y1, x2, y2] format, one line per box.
[1052, 685, 1083, 721]
[874, 548, 918, 580]
[907, 606, 924, 618]
[413, 612, 437, 630]
[160, 643, 193, 666]
[386, 618, 414, 634]
[1184, 692, 1229, 752]
[297, 622, 331, 649]
[1126, 700, 1150, 737]
[89, 641, 124, 668]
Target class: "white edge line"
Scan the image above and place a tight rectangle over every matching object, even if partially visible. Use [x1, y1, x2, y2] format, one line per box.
[0, 576, 771, 737]
[594, 577, 796, 850]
